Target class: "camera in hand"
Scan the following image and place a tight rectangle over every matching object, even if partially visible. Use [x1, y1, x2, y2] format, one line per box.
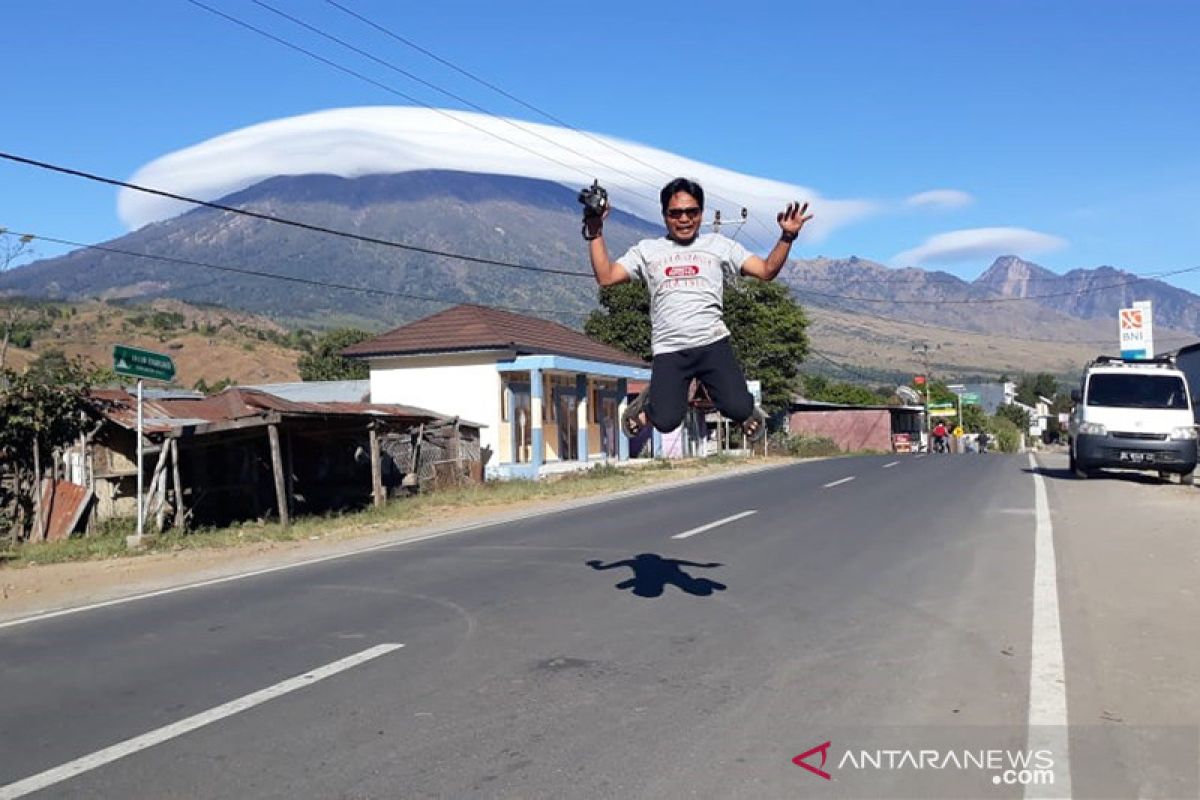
[578, 179, 609, 217]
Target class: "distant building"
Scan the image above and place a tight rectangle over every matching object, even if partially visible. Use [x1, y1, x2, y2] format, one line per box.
[786, 398, 924, 453]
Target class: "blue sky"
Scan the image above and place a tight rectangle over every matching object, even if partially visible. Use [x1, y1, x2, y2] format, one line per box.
[2, 0, 1198, 290]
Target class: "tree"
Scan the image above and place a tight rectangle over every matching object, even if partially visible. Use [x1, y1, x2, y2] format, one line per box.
[996, 402, 1031, 431]
[0, 357, 97, 542]
[722, 280, 809, 414]
[0, 232, 37, 370]
[802, 374, 888, 406]
[297, 328, 372, 381]
[961, 403, 988, 433]
[1016, 372, 1059, 406]
[584, 282, 652, 361]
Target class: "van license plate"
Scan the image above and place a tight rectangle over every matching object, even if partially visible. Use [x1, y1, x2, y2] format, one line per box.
[1119, 451, 1151, 463]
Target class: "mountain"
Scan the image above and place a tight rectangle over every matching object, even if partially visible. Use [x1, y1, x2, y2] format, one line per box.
[974, 255, 1200, 332]
[0, 170, 660, 329]
[3, 169, 1199, 382]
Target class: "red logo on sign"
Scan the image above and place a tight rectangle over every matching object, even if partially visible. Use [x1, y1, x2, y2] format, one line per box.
[793, 741, 832, 780]
[1120, 309, 1143, 330]
[665, 265, 700, 277]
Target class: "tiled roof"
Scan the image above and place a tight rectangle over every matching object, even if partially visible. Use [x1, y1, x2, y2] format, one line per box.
[342, 304, 647, 368]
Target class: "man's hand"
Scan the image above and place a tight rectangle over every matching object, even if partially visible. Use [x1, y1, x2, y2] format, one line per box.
[777, 201, 813, 241]
[582, 206, 608, 241]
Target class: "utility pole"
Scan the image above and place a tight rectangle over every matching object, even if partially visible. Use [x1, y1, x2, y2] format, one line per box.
[912, 343, 936, 449]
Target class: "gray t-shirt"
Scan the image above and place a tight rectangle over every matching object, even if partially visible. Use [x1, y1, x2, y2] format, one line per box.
[616, 232, 753, 355]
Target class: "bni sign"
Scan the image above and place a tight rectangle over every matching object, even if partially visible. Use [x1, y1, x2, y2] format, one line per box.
[1118, 301, 1154, 359]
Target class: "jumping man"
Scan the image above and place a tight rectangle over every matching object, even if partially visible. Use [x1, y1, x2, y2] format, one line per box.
[583, 177, 812, 442]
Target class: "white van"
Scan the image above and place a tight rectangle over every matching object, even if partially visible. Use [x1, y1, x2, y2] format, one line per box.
[1069, 355, 1198, 483]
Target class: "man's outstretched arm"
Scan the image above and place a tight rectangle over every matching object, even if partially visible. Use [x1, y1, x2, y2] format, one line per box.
[585, 210, 631, 286]
[741, 201, 813, 281]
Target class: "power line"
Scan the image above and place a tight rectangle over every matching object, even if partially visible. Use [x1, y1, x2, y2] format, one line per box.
[11, 143, 1191, 312]
[790, 260, 1200, 304]
[0, 229, 592, 319]
[245, 0, 664, 196]
[320, 0, 783, 245]
[182, 0, 607, 190]
[805, 299, 1197, 346]
[0, 150, 589, 278]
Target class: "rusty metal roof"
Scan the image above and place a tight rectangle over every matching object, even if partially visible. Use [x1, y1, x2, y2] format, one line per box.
[342, 304, 647, 368]
[90, 387, 464, 435]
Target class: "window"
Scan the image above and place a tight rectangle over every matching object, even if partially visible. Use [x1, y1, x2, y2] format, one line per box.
[1086, 374, 1188, 409]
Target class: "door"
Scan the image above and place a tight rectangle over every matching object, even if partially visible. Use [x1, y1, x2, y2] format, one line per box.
[556, 390, 578, 461]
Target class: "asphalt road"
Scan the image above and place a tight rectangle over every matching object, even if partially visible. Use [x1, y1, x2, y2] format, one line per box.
[1, 453, 1196, 799]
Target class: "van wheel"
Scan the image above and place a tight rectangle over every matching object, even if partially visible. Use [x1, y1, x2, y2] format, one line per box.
[1182, 471, 1195, 487]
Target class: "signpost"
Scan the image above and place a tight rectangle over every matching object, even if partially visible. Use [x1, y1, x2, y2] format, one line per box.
[961, 392, 981, 405]
[1119, 301, 1154, 360]
[113, 345, 176, 548]
[928, 402, 957, 418]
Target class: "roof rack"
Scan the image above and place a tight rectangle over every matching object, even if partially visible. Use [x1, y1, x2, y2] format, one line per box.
[1088, 354, 1177, 369]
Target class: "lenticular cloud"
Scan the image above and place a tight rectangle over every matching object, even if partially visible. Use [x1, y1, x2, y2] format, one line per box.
[119, 106, 875, 246]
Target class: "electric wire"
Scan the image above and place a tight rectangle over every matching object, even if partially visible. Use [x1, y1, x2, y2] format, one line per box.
[320, 0, 783, 245]
[8, 144, 1191, 312]
[183, 0, 607, 189]
[0, 150, 589, 279]
[0, 229, 591, 319]
[247, 0, 664, 196]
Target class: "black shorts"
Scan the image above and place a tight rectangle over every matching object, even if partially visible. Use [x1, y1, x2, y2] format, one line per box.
[646, 337, 754, 433]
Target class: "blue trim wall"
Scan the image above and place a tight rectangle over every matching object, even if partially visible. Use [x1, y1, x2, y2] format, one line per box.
[496, 354, 649, 380]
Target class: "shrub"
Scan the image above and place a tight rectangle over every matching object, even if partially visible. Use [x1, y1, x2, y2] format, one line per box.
[769, 432, 841, 458]
[987, 417, 1022, 453]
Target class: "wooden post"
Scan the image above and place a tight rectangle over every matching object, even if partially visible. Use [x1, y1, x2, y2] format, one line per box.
[368, 423, 384, 508]
[171, 439, 185, 530]
[267, 423, 289, 527]
[31, 433, 44, 542]
[284, 430, 295, 518]
[452, 417, 462, 480]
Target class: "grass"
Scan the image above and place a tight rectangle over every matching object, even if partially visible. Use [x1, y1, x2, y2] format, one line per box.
[4, 454, 798, 569]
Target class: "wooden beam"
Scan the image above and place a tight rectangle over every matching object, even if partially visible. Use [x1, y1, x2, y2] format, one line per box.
[267, 423, 289, 527]
[171, 439, 185, 530]
[368, 422, 384, 508]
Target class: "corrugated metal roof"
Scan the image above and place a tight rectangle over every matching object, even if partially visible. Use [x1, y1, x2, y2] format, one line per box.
[245, 380, 371, 403]
[89, 387, 467, 434]
[342, 304, 647, 368]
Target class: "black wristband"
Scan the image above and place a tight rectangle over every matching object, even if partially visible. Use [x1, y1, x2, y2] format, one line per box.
[780, 231, 798, 243]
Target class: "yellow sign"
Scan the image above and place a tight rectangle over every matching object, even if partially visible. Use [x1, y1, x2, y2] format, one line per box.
[953, 426, 964, 437]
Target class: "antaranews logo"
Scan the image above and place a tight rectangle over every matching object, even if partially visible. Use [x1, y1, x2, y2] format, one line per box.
[792, 741, 832, 780]
[792, 739, 1056, 787]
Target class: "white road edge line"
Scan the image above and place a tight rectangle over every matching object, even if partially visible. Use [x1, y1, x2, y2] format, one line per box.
[882, 461, 899, 468]
[671, 510, 757, 540]
[822, 477, 856, 488]
[0, 460, 800, 631]
[1025, 454, 1072, 799]
[0, 643, 404, 800]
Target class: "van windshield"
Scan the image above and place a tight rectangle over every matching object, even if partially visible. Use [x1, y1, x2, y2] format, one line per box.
[1086, 373, 1189, 409]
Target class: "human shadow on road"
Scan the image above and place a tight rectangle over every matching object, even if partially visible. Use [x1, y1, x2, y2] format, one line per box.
[586, 554, 727, 598]
[1023, 465, 1179, 485]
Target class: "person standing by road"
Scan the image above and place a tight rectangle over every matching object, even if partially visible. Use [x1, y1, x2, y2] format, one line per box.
[583, 177, 811, 443]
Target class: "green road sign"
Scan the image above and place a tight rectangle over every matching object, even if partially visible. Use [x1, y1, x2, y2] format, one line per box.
[961, 392, 981, 405]
[928, 403, 955, 412]
[113, 345, 175, 382]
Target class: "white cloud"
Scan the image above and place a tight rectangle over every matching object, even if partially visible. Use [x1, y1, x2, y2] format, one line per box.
[893, 227, 1067, 266]
[904, 189, 974, 209]
[119, 106, 878, 247]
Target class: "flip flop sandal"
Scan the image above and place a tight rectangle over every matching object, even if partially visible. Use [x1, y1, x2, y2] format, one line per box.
[742, 407, 766, 443]
[622, 390, 650, 438]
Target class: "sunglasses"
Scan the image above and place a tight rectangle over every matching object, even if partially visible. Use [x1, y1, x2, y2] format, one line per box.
[665, 206, 702, 220]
